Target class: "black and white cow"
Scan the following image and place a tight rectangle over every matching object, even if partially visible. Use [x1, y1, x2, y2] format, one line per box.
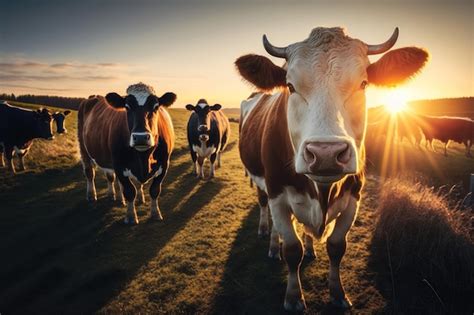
[0, 101, 54, 173]
[186, 99, 230, 179]
[52, 110, 71, 134]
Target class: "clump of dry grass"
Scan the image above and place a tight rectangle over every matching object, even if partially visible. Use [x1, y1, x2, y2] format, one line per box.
[370, 178, 474, 314]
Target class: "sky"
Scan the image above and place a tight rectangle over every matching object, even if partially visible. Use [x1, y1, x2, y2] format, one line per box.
[0, 0, 472, 108]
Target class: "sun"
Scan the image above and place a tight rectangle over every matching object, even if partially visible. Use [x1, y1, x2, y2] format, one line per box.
[383, 88, 409, 114]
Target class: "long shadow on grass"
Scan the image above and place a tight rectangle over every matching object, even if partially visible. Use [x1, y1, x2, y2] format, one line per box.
[0, 159, 224, 314]
[211, 204, 290, 314]
[212, 203, 351, 315]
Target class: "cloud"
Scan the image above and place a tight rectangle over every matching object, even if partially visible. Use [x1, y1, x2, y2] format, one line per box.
[0, 60, 124, 71]
[0, 83, 79, 92]
[0, 58, 124, 85]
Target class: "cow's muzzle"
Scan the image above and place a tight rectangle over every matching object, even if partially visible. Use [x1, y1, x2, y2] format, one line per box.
[303, 141, 356, 183]
[130, 132, 154, 152]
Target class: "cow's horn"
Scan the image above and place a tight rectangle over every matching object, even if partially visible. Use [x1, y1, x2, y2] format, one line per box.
[366, 27, 399, 55]
[263, 34, 287, 59]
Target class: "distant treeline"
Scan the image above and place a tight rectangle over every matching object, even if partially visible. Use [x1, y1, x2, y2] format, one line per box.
[0, 93, 85, 110]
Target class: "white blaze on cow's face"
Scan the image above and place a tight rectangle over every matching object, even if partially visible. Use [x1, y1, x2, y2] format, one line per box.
[105, 82, 177, 152]
[285, 29, 369, 182]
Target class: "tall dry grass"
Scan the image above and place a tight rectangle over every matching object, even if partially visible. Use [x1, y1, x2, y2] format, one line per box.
[370, 178, 473, 314]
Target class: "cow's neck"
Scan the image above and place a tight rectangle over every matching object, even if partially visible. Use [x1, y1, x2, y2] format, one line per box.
[131, 147, 157, 178]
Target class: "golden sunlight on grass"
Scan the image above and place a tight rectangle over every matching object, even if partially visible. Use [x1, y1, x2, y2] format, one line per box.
[383, 88, 409, 114]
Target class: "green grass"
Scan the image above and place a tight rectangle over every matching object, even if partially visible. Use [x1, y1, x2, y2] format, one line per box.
[0, 101, 471, 314]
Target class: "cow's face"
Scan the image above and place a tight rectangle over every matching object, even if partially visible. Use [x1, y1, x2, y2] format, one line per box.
[106, 83, 176, 152]
[284, 30, 370, 183]
[236, 27, 428, 184]
[34, 108, 54, 140]
[52, 110, 71, 134]
[186, 100, 222, 141]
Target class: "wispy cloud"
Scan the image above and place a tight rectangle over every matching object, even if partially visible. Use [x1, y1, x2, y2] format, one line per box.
[0, 83, 79, 92]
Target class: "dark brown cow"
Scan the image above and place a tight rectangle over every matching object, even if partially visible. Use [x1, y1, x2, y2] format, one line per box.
[236, 27, 428, 311]
[417, 115, 474, 156]
[78, 83, 176, 224]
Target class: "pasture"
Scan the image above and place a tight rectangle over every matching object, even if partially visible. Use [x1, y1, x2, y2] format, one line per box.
[0, 102, 472, 314]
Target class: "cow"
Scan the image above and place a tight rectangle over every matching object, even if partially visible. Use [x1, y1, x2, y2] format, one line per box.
[78, 83, 176, 224]
[185, 99, 230, 179]
[0, 101, 54, 173]
[417, 114, 474, 157]
[235, 27, 428, 311]
[52, 110, 71, 134]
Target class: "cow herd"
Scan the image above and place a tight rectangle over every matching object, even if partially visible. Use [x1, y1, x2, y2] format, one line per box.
[2, 26, 468, 311]
[367, 112, 474, 157]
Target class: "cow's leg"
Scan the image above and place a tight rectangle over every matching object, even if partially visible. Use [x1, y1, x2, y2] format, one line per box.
[209, 152, 217, 179]
[18, 153, 26, 171]
[257, 187, 269, 237]
[190, 149, 197, 175]
[217, 151, 222, 168]
[327, 196, 359, 309]
[444, 141, 449, 157]
[464, 140, 471, 157]
[268, 223, 281, 260]
[82, 159, 96, 201]
[4, 146, 15, 174]
[149, 168, 167, 221]
[303, 231, 316, 259]
[17, 146, 29, 171]
[136, 183, 145, 205]
[105, 171, 116, 200]
[271, 198, 305, 311]
[196, 156, 204, 179]
[0, 145, 4, 167]
[117, 174, 138, 224]
[118, 182, 126, 206]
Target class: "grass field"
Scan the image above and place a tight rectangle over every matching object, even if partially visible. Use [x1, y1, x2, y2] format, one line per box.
[0, 101, 472, 314]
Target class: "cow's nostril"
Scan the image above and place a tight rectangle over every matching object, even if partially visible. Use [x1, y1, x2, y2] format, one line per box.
[336, 144, 351, 164]
[304, 145, 317, 164]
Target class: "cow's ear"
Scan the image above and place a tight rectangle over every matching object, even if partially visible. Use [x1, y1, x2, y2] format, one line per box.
[235, 54, 287, 90]
[185, 104, 195, 111]
[210, 104, 222, 111]
[106, 93, 125, 108]
[159, 92, 177, 107]
[64, 110, 71, 116]
[367, 47, 429, 86]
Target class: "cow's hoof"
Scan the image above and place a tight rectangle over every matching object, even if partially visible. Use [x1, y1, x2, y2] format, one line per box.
[304, 249, 316, 260]
[268, 248, 281, 260]
[330, 296, 352, 309]
[258, 228, 269, 239]
[124, 216, 139, 225]
[150, 212, 163, 221]
[87, 196, 97, 202]
[284, 297, 306, 312]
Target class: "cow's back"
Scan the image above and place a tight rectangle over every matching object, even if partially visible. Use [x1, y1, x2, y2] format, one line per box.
[0, 103, 33, 144]
[78, 96, 128, 168]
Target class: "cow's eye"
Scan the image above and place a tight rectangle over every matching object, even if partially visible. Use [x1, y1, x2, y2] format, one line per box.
[287, 83, 295, 93]
[360, 80, 368, 90]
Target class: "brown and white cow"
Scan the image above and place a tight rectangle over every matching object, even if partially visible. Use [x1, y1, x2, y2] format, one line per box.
[236, 27, 428, 311]
[78, 83, 176, 224]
